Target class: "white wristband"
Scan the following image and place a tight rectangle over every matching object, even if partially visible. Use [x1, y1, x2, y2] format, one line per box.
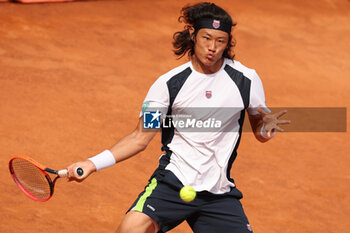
[88, 150, 116, 171]
[260, 124, 276, 139]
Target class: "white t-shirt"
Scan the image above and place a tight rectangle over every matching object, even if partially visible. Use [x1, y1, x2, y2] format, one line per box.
[141, 58, 268, 194]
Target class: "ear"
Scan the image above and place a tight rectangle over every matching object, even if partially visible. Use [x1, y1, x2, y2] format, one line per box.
[188, 26, 196, 41]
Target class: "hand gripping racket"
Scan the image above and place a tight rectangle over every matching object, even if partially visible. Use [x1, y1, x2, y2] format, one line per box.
[9, 155, 84, 202]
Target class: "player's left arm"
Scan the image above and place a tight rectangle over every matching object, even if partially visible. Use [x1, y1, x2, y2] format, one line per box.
[248, 108, 291, 143]
[247, 69, 291, 142]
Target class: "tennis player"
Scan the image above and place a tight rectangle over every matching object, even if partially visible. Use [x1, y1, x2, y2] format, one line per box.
[67, 2, 290, 233]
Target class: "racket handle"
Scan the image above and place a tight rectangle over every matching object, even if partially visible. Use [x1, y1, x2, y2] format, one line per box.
[58, 169, 68, 177]
[57, 167, 83, 177]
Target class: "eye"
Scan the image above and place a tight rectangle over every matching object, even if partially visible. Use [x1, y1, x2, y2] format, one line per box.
[203, 36, 210, 40]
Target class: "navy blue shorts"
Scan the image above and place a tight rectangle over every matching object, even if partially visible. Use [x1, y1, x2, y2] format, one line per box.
[128, 167, 253, 233]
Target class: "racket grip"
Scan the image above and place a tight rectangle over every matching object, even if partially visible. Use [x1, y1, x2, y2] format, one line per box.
[58, 168, 83, 177]
[58, 169, 68, 177]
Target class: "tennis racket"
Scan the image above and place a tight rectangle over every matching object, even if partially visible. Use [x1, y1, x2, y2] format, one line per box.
[9, 155, 84, 202]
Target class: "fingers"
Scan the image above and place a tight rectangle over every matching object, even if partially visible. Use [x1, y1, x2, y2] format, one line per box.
[66, 164, 82, 182]
[265, 123, 286, 133]
[66, 160, 96, 182]
[68, 167, 81, 181]
[275, 125, 284, 132]
[263, 109, 291, 132]
[264, 119, 289, 134]
[277, 119, 291, 125]
[275, 110, 288, 118]
[257, 107, 268, 116]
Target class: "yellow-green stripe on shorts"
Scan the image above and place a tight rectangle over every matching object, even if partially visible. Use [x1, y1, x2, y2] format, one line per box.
[134, 178, 158, 212]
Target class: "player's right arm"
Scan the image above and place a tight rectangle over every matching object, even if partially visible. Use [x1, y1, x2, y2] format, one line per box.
[109, 117, 158, 163]
[66, 117, 158, 181]
[68, 73, 169, 181]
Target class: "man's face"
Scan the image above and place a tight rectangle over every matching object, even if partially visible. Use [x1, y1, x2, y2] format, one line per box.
[193, 28, 229, 68]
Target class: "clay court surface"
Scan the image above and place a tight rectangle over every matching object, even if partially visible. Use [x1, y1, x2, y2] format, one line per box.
[0, 0, 349, 232]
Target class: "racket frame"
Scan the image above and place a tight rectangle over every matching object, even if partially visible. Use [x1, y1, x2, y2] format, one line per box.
[9, 155, 63, 202]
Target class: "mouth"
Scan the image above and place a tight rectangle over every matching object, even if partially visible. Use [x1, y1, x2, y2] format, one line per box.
[206, 54, 214, 60]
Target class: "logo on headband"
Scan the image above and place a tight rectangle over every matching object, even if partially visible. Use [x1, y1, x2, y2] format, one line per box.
[212, 20, 220, 29]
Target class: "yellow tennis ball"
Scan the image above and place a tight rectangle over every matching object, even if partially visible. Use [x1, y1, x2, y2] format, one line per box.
[180, 186, 196, 202]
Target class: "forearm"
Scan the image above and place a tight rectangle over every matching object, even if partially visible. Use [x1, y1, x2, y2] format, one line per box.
[89, 118, 158, 171]
[109, 130, 150, 163]
[66, 118, 157, 180]
[65, 132, 147, 181]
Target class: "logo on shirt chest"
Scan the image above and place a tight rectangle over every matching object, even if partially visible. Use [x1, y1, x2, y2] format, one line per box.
[205, 90, 212, 99]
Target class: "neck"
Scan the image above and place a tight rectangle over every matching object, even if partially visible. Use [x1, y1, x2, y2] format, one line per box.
[191, 56, 224, 74]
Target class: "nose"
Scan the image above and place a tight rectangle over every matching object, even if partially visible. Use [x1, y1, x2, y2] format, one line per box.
[208, 40, 216, 52]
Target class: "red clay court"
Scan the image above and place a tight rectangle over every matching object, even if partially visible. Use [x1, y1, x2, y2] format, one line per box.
[0, 0, 349, 232]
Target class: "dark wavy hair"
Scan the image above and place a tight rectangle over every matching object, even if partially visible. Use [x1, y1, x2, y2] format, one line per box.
[173, 2, 237, 59]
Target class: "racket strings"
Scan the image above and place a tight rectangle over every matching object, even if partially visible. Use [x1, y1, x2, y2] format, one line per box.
[11, 158, 51, 200]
